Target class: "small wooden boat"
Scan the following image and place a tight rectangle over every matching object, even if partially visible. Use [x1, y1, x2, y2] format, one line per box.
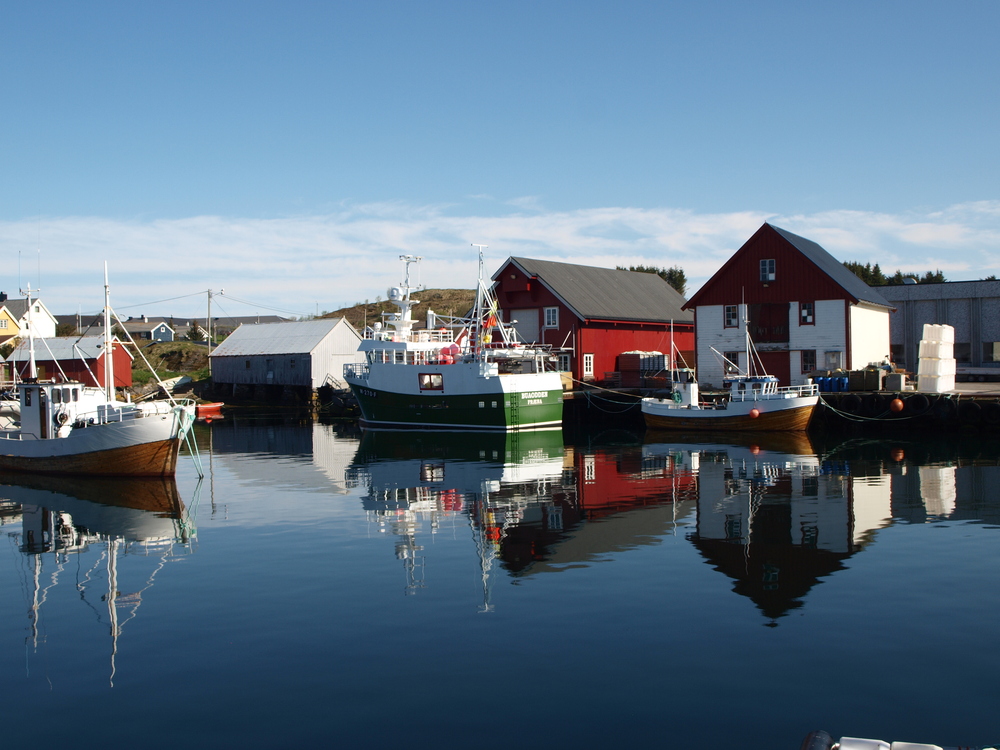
[641, 368, 818, 431]
[196, 402, 224, 420]
[0, 270, 195, 477]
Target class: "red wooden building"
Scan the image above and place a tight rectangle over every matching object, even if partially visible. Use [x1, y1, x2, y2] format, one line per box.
[491, 257, 694, 384]
[683, 223, 893, 387]
[8, 335, 134, 387]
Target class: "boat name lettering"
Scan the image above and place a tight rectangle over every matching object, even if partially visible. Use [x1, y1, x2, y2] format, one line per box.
[359, 388, 377, 398]
[521, 391, 547, 400]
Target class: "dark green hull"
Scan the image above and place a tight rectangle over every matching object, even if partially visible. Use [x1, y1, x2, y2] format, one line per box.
[350, 385, 564, 431]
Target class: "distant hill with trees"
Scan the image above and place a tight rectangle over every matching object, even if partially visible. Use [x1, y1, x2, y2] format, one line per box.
[322, 288, 477, 332]
[843, 261, 947, 286]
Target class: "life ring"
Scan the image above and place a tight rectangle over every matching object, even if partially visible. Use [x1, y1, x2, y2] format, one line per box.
[983, 402, 1000, 426]
[672, 390, 682, 404]
[904, 393, 930, 416]
[862, 393, 885, 416]
[54, 409, 70, 426]
[841, 394, 862, 414]
[958, 399, 982, 425]
[932, 396, 957, 421]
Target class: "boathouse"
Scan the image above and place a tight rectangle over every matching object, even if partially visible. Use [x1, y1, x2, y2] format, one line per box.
[684, 223, 893, 387]
[491, 257, 694, 384]
[6, 335, 134, 387]
[209, 317, 361, 396]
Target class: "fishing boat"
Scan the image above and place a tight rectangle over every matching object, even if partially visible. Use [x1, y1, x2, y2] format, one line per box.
[0, 271, 196, 476]
[641, 324, 818, 432]
[344, 247, 564, 431]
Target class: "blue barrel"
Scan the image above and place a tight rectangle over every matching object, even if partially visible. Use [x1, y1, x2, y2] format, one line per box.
[839, 376, 849, 392]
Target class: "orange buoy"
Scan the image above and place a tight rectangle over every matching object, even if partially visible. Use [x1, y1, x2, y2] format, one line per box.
[891, 448, 905, 462]
[890, 398, 904, 413]
[750, 445, 760, 455]
[749, 408, 760, 419]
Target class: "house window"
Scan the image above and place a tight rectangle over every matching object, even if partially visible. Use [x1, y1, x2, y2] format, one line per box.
[724, 305, 739, 328]
[245, 360, 251, 369]
[724, 351, 740, 374]
[583, 353, 594, 377]
[760, 259, 776, 282]
[800, 302, 815, 325]
[543, 307, 559, 328]
[419, 373, 443, 390]
[801, 349, 817, 373]
[558, 354, 571, 372]
[0, 320, 6, 329]
[290, 359, 296, 368]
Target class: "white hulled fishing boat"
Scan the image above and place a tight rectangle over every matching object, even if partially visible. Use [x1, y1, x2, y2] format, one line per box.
[0, 270, 195, 476]
[641, 313, 818, 432]
[344, 247, 564, 431]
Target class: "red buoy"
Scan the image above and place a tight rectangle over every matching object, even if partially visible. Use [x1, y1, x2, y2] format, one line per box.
[890, 398, 904, 413]
[891, 448, 905, 462]
[749, 408, 760, 419]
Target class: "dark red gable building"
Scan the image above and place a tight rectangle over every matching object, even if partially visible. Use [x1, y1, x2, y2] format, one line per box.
[683, 223, 893, 387]
[8, 335, 134, 387]
[492, 257, 694, 384]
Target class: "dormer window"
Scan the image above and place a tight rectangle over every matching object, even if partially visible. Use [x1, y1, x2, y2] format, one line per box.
[760, 259, 776, 282]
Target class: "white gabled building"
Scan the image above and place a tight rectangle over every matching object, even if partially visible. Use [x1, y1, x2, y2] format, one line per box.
[684, 223, 894, 387]
[209, 318, 361, 390]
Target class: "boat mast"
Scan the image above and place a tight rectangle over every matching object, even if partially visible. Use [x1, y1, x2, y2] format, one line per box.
[103, 263, 115, 401]
[471, 244, 488, 358]
[20, 283, 38, 380]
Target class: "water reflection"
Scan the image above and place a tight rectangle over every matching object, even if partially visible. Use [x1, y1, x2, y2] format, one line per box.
[2, 475, 197, 685]
[347, 429, 705, 606]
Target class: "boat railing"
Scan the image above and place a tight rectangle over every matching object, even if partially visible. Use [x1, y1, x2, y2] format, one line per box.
[729, 382, 819, 401]
[345, 362, 370, 380]
[364, 328, 456, 344]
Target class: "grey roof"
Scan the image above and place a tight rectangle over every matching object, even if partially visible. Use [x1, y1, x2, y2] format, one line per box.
[499, 257, 693, 323]
[210, 318, 359, 357]
[7, 335, 129, 362]
[770, 225, 893, 309]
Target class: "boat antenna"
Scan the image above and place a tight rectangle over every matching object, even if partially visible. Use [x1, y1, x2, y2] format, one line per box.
[19, 281, 38, 380]
[103, 263, 115, 401]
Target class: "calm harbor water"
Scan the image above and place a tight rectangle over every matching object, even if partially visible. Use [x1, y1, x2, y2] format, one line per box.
[2, 417, 998, 749]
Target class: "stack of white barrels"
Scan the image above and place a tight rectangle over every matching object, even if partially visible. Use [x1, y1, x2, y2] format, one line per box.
[917, 323, 956, 393]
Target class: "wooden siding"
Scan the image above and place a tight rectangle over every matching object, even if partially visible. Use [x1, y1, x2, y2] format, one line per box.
[494, 261, 694, 383]
[10, 347, 132, 388]
[687, 224, 856, 309]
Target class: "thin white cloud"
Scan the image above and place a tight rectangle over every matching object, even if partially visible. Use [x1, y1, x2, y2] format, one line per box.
[3, 201, 999, 318]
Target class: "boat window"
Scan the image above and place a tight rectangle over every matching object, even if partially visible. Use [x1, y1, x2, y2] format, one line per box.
[72, 388, 79, 402]
[62, 388, 71, 402]
[418, 373, 443, 391]
[53, 389, 61, 404]
[394, 351, 405, 365]
[24, 390, 31, 406]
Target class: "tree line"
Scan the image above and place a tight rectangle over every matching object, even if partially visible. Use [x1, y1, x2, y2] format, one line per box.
[842, 261, 948, 286]
[617, 264, 687, 296]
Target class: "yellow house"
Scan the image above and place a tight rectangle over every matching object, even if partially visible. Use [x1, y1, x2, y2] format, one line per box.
[0, 306, 19, 346]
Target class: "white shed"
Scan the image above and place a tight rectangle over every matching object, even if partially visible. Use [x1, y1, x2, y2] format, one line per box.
[209, 318, 361, 389]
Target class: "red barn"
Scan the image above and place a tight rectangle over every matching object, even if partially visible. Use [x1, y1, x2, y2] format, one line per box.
[492, 257, 694, 385]
[684, 223, 893, 387]
[8, 335, 134, 387]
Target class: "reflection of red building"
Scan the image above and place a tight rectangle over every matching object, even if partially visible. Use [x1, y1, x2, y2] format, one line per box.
[492, 258, 694, 384]
[495, 445, 699, 573]
[8, 336, 134, 388]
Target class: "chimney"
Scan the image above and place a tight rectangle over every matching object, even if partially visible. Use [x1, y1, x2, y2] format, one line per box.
[0, 292, 6, 302]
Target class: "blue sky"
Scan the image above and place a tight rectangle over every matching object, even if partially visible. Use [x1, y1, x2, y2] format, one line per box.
[2, 1, 998, 319]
